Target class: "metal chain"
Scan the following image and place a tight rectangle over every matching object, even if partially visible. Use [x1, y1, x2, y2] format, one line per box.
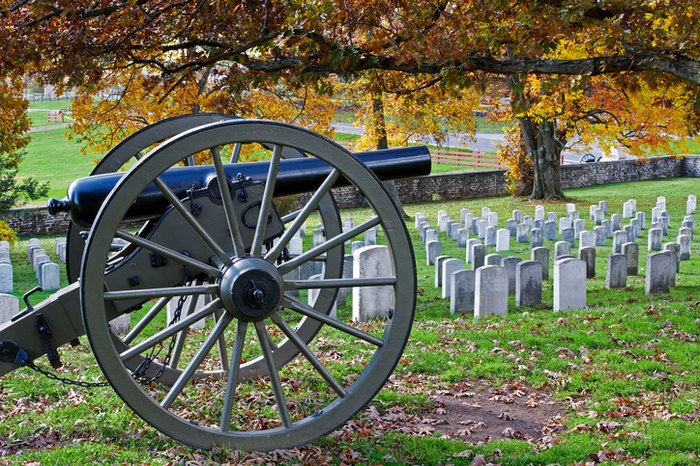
[131, 281, 191, 382]
[24, 361, 110, 388]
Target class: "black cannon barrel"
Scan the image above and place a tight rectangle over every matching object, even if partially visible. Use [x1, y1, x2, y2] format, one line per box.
[48, 146, 431, 227]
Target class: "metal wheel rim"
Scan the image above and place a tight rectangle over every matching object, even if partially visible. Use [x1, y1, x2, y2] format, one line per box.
[80, 120, 415, 450]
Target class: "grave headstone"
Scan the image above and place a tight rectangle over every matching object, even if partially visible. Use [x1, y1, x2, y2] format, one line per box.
[516, 223, 530, 243]
[442, 259, 466, 298]
[677, 234, 691, 260]
[426, 240, 442, 265]
[664, 242, 681, 273]
[611, 214, 622, 232]
[0, 250, 9, 263]
[573, 219, 586, 238]
[612, 230, 626, 253]
[459, 208, 470, 224]
[512, 209, 523, 223]
[505, 219, 518, 237]
[566, 203, 576, 214]
[547, 211, 558, 223]
[594, 207, 604, 225]
[477, 219, 488, 239]
[630, 218, 641, 238]
[364, 226, 377, 246]
[337, 254, 353, 306]
[598, 200, 608, 215]
[561, 227, 575, 246]
[488, 212, 499, 227]
[447, 221, 460, 240]
[623, 224, 635, 243]
[474, 266, 508, 318]
[554, 241, 571, 259]
[481, 206, 491, 219]
[635, 211, 646, 230]
[464, 213, 475, 230]
[534, 219, 544, 230]
[515, 261, 543, 307]
[457, 228, 469, 247]
[589, 205, 598, 221]
[687, 195, 697, 215]
[0, 240, 10, 249]
[645, 251, 675, 295]
[648, 228, 663, 251]
[485, 253, 503, 266]
[27, 245, 40, 264]
[501, 256, 522, 295]
[530, 228, 543, 249]
[0, 262, 12, 294]
[579, 230, 595, 249]
[434, 255, 450, 287]
[535, 205, 545, 221]
[531, 247, 550, 280]
[308, 272, 337, 319]
[679, 226, 693, 240]
[450, 269, 475, 315]
[495, 228, 510, 252]
[424, 229, 439, 244]
[465, 238, 481, 263]
[40, 262, 60, 291]
[471, 244, 488, 271]
[414, 213, 426, 229]
[0, 293, 20, 324]
[579, 247, 596, 279]
[544, 221, 557, 241]
[559, 217, 571, 234]
[485, 226, 497, 246]
[660, 211, 669, 235]
[622, 242, 639, 276]
[594, 226, 606, 246]
[55, 238, 67, 255]
[602, 219, 612, 238]
[34, 254, 50, 281]
[568, 210, 579, 221]
[351, 240, 365, 254]
[352, 245, 394, 322]
[312, 229, 325, 247]
[606, 254, 627, 289]
[553, 258, 586, 311]
[523, 216, 534, 229]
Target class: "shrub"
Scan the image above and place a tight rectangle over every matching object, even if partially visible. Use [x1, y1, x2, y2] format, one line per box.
[0, 220, 18, 245]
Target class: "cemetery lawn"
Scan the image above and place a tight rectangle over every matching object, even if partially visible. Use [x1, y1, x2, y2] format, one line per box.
[1, 178, 699, 464]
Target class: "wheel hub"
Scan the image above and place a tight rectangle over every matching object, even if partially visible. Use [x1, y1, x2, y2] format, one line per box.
[219, 257, 283, 321]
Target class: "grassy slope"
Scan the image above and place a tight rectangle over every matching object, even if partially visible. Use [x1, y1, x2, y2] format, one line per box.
[0, 178, 698, 464]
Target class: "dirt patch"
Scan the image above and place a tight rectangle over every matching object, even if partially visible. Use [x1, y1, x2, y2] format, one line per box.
[429, 381, 567, 443]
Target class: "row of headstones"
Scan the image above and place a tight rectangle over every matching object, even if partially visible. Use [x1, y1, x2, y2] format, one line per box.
[416, 194, 695, 317]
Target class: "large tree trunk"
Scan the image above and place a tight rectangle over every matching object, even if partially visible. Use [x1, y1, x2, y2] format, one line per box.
[370, 87, 409, 219]
[519, 117, 566, 200]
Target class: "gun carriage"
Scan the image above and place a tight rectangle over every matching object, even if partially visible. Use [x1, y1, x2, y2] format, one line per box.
[0, 115, 430, 451]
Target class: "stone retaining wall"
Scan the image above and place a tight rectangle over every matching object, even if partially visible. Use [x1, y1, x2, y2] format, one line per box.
[3, 155, 698, 236]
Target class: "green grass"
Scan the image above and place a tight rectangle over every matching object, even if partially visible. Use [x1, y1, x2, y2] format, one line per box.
[17, 128, 96, 201]
[28, 99, 74, 111]
[1, 178, 698, 464]
[27, 110, 71, 127]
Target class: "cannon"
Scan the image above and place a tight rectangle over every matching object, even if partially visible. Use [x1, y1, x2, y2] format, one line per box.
[0, 114, 430, 451]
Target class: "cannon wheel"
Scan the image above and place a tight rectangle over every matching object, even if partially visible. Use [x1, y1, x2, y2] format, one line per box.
[80, 120, 415, 450]
[65, 113, 343, 384]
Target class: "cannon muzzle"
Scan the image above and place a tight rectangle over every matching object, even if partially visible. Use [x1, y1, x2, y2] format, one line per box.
[49, 146, 431, 227]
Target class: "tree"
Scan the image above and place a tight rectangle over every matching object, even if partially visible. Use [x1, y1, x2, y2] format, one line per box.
[0, 76, 49, 213]
[2, 1, 698, 198]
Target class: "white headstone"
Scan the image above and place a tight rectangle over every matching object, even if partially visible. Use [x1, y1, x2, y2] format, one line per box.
[488, 212, 499, 227]
[645, 252, 675, 295]
[515, 260, 543, 307]
[0, 293, 20, 324]
[426, 240, 442, 266]
[474, 265, 508, 318]
[450, 269, 475, 315]
[0, 262, 12, 294]
[352, 245, 394, 322]
[495, 228, 510, 252]
[553, 258, 586, 311]
[40, 262, 60, 291]
[442, 259, 466, 298]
